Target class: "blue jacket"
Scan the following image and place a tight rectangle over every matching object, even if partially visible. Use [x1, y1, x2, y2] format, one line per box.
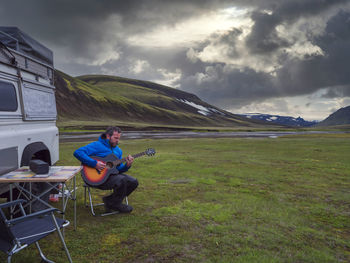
[73, 136, 129, 173]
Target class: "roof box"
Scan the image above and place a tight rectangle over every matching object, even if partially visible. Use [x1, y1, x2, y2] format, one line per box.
[0, 26, 53, 66]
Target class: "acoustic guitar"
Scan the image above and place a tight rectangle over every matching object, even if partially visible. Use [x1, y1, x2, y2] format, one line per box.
[81, 148, 156, 186]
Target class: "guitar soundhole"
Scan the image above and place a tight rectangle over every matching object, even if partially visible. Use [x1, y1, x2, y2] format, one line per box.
[106, 162, 113, 169]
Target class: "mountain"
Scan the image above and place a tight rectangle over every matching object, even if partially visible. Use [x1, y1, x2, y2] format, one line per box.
[238, 113, 318, 127]
[54, 71, 279, 129]
[317, 106, 350, 126]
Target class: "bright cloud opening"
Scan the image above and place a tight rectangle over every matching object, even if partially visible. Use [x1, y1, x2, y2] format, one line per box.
[127, 7, 250, 48]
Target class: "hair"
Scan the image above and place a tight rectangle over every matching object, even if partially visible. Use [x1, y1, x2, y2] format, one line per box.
[101, 126, 122, 139]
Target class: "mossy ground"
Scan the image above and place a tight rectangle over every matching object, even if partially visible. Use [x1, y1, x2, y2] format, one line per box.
[1, 134, 349, 262]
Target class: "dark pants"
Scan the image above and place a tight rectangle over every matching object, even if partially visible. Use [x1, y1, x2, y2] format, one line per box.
[97, 174, 138, 208]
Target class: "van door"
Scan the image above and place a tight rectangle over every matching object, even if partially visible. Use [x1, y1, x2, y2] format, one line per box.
[0, 78, 21, 177]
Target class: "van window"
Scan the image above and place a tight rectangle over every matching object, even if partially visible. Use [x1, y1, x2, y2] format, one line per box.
[0, 81, 18, 111]
[22, 84, 57, 120]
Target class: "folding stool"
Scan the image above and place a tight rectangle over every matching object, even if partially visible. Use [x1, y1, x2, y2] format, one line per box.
[83, 184, 128, 216]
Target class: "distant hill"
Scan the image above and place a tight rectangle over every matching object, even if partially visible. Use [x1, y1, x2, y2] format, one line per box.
[54, 71, 279, 128]
[317, 106, 350, 126]
[239, 113, 318, 127]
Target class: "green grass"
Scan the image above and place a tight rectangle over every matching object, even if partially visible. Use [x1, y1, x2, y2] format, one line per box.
[87, 79, 187, 112]
[1, 135, 349, 262]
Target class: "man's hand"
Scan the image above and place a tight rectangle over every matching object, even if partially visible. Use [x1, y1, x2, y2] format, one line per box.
[95, 160, 106, 172]
[126, 155, 134, 167]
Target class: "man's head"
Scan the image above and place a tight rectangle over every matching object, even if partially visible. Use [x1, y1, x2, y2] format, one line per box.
[102, 126, 122, 147]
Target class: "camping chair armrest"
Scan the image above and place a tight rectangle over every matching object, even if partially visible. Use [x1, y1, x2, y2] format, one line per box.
[0, 199, 26, 208]
[7, 207, 59, 224]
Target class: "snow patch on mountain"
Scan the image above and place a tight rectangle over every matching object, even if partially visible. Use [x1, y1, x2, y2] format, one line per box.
[177, 99, 226, 116]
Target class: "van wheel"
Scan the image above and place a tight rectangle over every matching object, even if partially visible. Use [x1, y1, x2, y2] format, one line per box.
[21, 142, 51, 166]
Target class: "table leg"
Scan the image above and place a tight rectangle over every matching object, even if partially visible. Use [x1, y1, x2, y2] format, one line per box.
[61, 183, 65, 236]
[9, 183, 13, 219]
[29, 183, 32, 213]
[74, 175, 76, 230]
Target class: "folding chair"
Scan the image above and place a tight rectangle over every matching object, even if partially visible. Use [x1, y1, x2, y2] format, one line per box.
[0, 199, 73, 263]
[83, 184, 128, 216]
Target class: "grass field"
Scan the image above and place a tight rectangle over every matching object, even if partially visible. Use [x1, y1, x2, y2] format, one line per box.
[1, 135, 349, 262]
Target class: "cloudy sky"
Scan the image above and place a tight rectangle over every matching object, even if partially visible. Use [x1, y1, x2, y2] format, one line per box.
[1, 0, 350, 120]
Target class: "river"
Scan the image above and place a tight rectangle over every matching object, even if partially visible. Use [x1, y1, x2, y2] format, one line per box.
[59, 130, 346, 142]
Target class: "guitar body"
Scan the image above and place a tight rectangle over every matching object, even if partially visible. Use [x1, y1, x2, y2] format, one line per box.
[81, 154, 120, 186]
[81, 148, 156, 186]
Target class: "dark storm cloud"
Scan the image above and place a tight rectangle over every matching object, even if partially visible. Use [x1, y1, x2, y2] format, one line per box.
[245, 11, 290, 54]
[0, 0, 250, 79]
[210, 28, 243, 58]
[245, 0, 348, 54]
[275, 10, 350, 95]
[176, 1, 350, 107]
[0, 0, 234, 58]
[0, 0, 349, 111]
[0, 0, 121, 61]
[179, 64, 278, 108]
[321, 86, 350, 98]
[273, 0, 348, 19]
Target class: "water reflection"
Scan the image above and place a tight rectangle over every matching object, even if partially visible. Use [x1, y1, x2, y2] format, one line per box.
[60, 130, 343, 142]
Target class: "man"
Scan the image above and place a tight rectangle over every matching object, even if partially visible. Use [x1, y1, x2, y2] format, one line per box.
[74, 126, 138, 213]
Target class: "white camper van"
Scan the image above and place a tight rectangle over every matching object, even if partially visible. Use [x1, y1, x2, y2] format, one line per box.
[0, 27, 59, 195]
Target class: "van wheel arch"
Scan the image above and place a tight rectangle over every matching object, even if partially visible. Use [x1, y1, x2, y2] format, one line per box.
[21, 142, 52, 166]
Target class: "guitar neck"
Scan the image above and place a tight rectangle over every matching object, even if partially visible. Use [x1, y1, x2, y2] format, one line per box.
[113, 151, 146, 166]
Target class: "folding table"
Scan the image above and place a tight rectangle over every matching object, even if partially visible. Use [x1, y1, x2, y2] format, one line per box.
[0, 166, 81, 230]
